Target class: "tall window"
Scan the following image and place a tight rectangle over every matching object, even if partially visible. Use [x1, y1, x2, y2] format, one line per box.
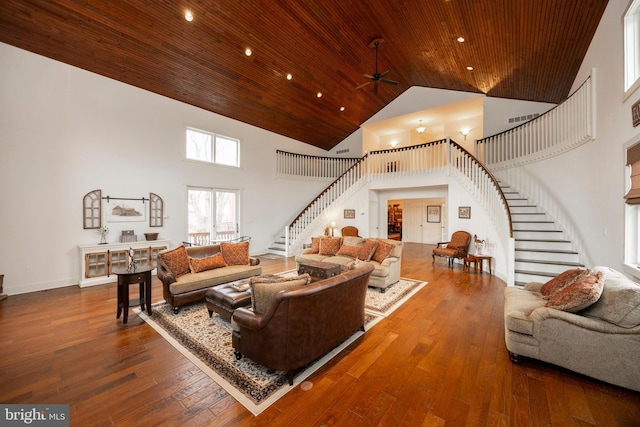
[187, 187, 239, 246]
[186, 127, 240, 167]
[625, 0, 640, 95]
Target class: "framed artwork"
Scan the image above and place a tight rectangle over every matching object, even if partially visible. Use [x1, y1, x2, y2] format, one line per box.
[344, 209, 356, 219]
[107, 199, 147, 223]
[459, 206, 471, 219]
[427, 205, 441, 223]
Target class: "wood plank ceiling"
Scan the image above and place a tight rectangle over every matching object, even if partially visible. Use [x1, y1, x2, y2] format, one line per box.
[0, 1, 608, 150]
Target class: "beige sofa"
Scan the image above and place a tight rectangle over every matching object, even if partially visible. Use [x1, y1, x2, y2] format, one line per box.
[157, 244, 261, 313]
[504, 266, 640, 392]
[295, 236, 403, 292]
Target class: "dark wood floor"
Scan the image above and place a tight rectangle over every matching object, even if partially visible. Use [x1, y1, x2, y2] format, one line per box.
[1, 243, 639, 426]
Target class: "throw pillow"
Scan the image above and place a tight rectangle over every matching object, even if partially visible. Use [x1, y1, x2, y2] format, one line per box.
[319, 237, 342, 256]
[582, 266, 640, 328]
[188, 253, 227, 273]
[545, 271, 604, 312]
[336, 244, 361, 258]
[158, 245, 190, 278]
[250, 275, 311, 314]
[540, 268, 591, 299]
[372, 240, 395, 263]
[358, 239, 378, 261]
[220, 241, 250, 265]
[310, 237, 321, 254]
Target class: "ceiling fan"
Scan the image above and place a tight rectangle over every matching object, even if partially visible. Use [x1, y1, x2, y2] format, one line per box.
[356, 38, 399, 94]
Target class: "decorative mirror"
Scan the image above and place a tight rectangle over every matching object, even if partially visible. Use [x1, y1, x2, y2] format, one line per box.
[149, 192, 164, 227]
[83, 189, 102, 229]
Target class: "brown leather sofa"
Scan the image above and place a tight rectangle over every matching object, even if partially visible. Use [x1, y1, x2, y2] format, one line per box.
[232, 263, 375, 385]
[157, 244, 261, 313]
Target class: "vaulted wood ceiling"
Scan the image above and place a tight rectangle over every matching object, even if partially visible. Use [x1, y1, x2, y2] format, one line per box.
[0, 1, 608, 150]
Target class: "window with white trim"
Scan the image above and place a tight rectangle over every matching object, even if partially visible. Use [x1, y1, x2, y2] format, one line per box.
[625, 0, 640, 94]
[186, 127, 240, 167]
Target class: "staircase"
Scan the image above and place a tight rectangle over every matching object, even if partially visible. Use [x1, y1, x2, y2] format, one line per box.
[266, 234, 287, 257]
[501, 183, 584, 286]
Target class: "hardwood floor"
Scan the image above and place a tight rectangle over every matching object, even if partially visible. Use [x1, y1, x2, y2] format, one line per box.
[1, 243, 638, 426]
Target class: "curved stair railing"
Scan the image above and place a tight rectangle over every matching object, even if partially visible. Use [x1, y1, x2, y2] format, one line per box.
[475, 73, 595, 169]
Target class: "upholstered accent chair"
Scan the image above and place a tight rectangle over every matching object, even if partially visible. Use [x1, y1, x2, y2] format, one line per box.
[432, 231, 471, 266]
[341, 226, 359, 237]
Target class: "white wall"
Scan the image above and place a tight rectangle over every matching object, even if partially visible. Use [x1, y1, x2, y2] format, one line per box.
[0, 43, 329, 295]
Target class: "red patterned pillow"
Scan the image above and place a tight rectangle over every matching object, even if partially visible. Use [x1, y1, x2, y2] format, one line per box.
[189, 253, 227, 273]
[358, 239, 378, 261]
[372, 240, 395, 263]
[540, 268, 591, 299]
[220, 241, 250, 265]
[158, 245, 190, 277]
[545, 271, 604, 312]
[336, 244, 361, 258]
[319, 237, 342, 256]
[310, 237, 320, 254]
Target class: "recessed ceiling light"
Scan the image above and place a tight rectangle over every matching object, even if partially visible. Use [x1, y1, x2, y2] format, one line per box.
[245, 48, 252, 57]
[457, 37, 465, 42]
[316, 92, 322, 98]
[286, 73, 292, 80]
[466, 66, 474, 71]
[340, 106, 345, 112]
[185, 10, 193, 22]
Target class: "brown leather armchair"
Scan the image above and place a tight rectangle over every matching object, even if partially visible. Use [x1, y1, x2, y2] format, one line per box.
[232, 263, 374, 385]
[432, 231, 471, 266]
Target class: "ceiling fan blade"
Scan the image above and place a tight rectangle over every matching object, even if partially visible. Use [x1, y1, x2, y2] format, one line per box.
[379, 70, 392, 78]
[362, 73, 374, 79]
[382, 79, 399, 86]
[374, 81, 379, 94]
[356, 81, 372, 90]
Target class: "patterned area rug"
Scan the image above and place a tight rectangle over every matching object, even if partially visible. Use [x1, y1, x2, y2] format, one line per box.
[136, 275, 426, 415]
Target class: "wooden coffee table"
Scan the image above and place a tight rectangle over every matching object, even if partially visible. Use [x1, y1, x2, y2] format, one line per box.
[297, 260, 342, 282]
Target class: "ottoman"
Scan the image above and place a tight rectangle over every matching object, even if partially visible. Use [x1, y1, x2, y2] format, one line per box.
[205, 280, 252, 321]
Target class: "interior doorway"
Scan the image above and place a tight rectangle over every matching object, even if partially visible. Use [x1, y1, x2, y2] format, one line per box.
[388, 197, 446, 244]
[387, 200, 402, 240]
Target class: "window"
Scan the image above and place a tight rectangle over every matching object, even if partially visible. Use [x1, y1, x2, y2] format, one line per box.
[624, 141, 640, 279]
[186, 127, 240, 167]
[187, 187, 240, 246]
[625, 0, 640, 95]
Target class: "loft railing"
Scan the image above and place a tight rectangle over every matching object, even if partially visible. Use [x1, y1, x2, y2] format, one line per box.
[283, 139, 513, 262]
[475, 74, 595, 169]
[276, 150, 359, 179]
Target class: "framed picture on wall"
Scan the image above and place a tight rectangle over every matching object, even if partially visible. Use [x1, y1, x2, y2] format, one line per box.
[344, 209, 355, 219]
[427, 205, 441, 223]
[458, 206, 471, 219]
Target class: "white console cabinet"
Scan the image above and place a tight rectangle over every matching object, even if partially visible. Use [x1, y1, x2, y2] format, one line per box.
[78, 240, 170, 287]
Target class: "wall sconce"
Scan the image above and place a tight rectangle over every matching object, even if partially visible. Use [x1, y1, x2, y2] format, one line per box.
[460, 129, 471, 140]
[390, 140, 399, 148]
[416, 120, 425, 134]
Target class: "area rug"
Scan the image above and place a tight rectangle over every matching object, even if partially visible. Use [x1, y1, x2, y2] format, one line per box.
[136, 276, 426, 415]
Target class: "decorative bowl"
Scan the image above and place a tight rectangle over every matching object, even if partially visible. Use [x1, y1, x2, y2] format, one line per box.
[144, 232, 159, 241]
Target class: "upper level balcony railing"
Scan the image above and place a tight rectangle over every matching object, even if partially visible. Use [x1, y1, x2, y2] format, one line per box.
[475, 74, 595, 169]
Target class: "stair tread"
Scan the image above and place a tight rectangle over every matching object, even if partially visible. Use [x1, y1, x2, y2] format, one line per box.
[515, 270, 557, 277]
[515, 248, 578, 254]
[515, 259, 583, 266]
[516, 238, 571, 242]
